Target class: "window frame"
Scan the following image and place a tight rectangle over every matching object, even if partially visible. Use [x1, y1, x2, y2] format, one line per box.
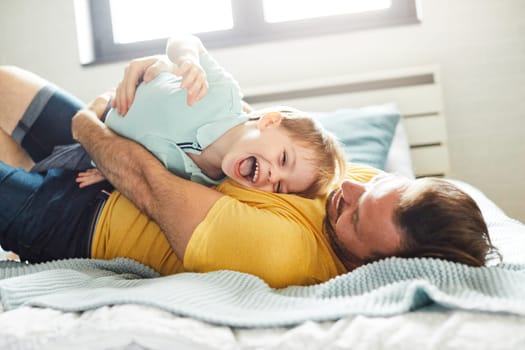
[81, 0, 420, 65]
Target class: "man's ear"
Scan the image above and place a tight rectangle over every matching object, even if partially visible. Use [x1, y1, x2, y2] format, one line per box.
[257, 112, 282, 130]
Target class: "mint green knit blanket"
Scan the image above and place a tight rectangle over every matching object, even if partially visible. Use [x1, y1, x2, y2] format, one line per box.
[0, 257, 524, 327]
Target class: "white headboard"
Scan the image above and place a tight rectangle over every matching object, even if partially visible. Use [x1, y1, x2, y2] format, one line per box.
[243, 66, 450, 178]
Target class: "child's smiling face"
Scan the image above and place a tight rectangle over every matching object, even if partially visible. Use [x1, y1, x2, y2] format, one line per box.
[221, 112, 317, 194]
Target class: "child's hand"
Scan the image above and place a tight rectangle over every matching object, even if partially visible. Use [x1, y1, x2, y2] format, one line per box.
[76, 168, 106, 188]
[175, 59, 209, 107]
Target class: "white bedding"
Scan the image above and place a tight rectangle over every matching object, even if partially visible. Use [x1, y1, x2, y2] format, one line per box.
[2, 303, 525, 350]
[0, 181, 524, 350]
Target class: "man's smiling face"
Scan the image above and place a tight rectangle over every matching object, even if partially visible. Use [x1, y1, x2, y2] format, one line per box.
[325, 173, 410, 269]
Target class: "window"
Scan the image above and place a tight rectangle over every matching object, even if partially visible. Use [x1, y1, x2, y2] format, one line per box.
[76, 0, 419, 65]
[109, 0, 234, 44]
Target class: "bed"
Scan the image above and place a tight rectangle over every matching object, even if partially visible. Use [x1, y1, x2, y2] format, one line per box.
[1, 66, 525, 350]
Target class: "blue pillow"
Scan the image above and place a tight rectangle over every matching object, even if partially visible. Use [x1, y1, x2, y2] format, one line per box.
[312, 105, 401, 170]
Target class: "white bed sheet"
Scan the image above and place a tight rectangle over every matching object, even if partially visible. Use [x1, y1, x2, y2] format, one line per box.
[0, 181, 524, 350]
[1, 303, 525, 350]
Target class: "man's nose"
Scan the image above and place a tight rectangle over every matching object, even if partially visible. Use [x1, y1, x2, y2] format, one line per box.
[341, 180, 365, 202]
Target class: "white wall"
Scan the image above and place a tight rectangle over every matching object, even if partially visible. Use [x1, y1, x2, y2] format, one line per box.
[1, 0, 524, 222]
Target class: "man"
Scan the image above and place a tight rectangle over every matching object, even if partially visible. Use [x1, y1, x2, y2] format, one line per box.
[0, 62, 498, 288]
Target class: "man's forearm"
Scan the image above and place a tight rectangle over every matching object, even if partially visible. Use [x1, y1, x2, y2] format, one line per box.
[72, 108, 223, 258]
[72, 109, 161, 215]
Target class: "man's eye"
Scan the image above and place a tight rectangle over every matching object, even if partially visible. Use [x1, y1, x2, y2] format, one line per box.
[281, 151, 287, 166]
[352, 210, 359, 234]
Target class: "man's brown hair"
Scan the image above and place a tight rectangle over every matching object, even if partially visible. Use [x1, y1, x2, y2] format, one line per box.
[394, 178, 500, 266]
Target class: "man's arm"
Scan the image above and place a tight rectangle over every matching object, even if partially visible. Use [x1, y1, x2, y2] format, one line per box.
[72, 98, 223, 259]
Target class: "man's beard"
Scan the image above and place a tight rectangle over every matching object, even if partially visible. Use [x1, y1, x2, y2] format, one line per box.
[324, 190, 362, 271]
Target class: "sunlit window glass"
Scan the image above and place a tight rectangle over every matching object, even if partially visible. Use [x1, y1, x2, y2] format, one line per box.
[263, 0, 392, 23]
[109, 0, 233, 44]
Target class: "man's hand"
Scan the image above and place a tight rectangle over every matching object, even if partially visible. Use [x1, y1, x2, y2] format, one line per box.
[113, 54, 208, 114]
[71, 91, 113, 140]
[113, 55, 175, 116]
[89, 91, 114, 120]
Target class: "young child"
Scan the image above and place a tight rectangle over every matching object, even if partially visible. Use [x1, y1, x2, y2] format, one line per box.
[74, 34, 346, 198]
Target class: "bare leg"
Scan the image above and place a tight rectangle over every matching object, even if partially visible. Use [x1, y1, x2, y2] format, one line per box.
[0, 127, 34, 170]
[0, 66, 49, 135]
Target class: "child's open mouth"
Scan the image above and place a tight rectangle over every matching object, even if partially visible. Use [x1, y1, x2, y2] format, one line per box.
[238, 156, 260, 183]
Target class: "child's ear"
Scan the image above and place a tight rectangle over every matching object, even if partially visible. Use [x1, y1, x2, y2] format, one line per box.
[257, 112, 282, 130]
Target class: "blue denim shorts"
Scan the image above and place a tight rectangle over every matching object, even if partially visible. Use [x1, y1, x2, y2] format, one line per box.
[0, 162, 111, 262]
[13, 84, 85, 162]
[2, 85, 111, 262]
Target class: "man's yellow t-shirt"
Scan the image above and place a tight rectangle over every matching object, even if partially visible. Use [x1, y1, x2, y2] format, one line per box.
[91, 164, 380, 288]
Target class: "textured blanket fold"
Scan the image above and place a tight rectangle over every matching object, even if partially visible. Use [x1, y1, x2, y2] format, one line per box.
[1, 257, 524, 327]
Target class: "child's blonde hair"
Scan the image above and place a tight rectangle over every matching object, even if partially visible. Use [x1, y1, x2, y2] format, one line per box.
[249, 106, 346, 198]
